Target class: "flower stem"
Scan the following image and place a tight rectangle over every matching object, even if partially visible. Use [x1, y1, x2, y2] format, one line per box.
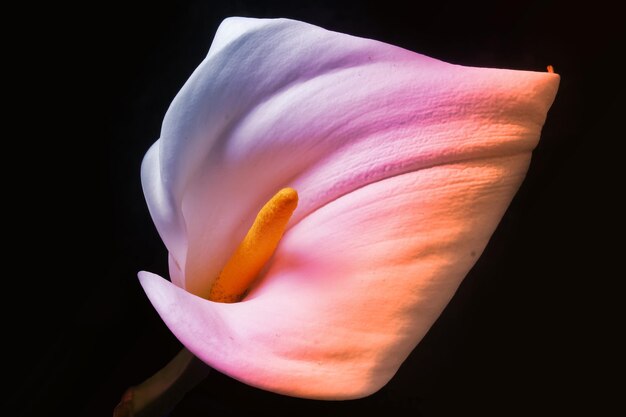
[114, 348, 211, 417]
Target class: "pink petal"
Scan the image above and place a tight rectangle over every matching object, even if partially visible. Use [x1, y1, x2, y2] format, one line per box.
[139, 17, 560, 398]
[140, 150, 536, 399]
[143, 17, 558, 294]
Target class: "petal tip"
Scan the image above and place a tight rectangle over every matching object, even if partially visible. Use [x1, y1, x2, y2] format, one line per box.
[212, 16, 286, 48]
[137, 270, 162, 288]
[137, 270, 151, 280]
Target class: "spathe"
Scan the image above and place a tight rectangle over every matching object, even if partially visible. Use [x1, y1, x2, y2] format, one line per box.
[140, 17, 559, 399]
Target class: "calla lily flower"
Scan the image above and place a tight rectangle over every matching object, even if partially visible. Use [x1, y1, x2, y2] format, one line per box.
[138, 17, 559, 401]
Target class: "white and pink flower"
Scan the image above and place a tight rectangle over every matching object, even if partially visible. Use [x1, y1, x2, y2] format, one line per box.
[138, 17, 559, 400]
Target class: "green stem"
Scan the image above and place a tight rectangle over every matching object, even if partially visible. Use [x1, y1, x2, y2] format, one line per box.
[114, 348, 211, 417]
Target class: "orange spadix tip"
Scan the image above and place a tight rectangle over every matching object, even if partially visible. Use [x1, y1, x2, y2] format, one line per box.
[208, 188, 299, 303]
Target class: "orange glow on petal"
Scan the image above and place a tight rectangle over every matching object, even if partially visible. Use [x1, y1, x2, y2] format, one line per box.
[207, 188, 298, 303]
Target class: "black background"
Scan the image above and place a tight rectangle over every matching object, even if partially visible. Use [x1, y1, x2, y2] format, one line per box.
[13, 1, 621, 416]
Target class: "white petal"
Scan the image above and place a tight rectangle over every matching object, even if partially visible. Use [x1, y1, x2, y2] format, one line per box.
[143, 17, 558, 297]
